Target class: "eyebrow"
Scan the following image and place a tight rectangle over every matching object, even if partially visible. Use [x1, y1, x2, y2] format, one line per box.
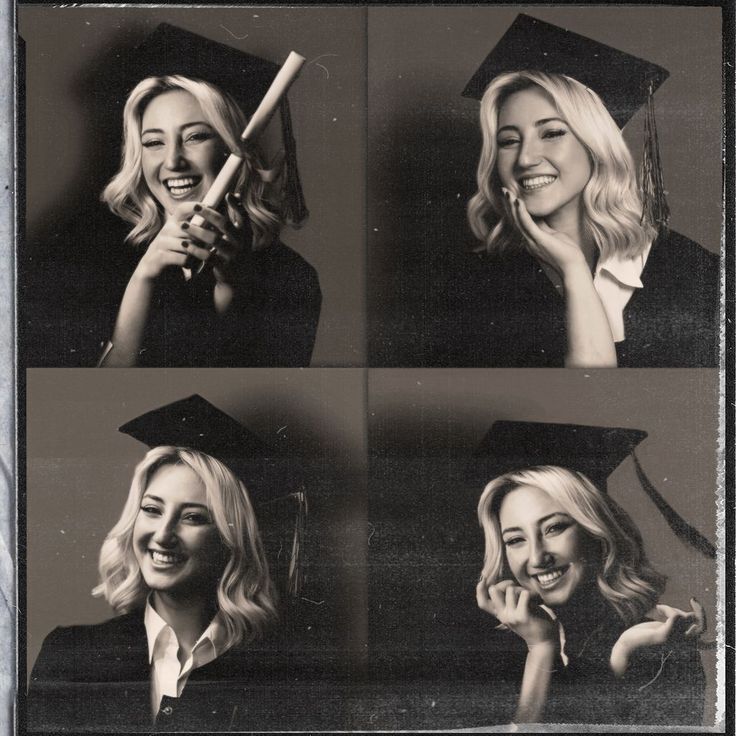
[497, 117, 567, 135]
[501, 512, 571, 536]
[141, 493, 209, 510]
[141, 121, 213, 136]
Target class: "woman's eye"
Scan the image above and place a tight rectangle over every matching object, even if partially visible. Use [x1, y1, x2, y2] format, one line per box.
[545, 521, 570, 536]
[141, 139, 163, 149]
[140, 505, 161, 515]
[182, 512, 210, 525]
[503, 536, 524, 547]
[542, 128, 567, 140]
[497, 137, 519, 149]
[186, 131, 214, 144]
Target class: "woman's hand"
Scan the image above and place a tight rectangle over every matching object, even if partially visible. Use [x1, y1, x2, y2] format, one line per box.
[132, 205, 194, 283]
[610, 598, 706, 677]
[502, 188, 588, 280]
[177, 195, 251, 287]
[476, 578, 559, 651]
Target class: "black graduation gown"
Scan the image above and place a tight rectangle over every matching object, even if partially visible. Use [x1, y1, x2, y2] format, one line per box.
[541, 609, 706, 725]
[26, 611, 349, 732]
[427, 229, 719, 367]
[20, 212, 321, 368]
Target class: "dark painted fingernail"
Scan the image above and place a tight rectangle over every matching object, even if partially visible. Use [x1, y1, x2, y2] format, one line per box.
[514, 199, 520, 208]
[181, 222, 189, 230]
[182, 240, 190, 248]
[193, 204, 202, 212]
[503, 189, 509, 200]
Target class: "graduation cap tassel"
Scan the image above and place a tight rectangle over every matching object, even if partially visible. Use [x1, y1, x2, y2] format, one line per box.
[287, 486, 308, 597]
[631, 451, 716, 559]
[639, 80, 670, 234]
[279, 98, 309, 227]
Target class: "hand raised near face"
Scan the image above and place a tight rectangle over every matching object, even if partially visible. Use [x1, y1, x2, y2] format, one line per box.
[501, 187, 589, 281]
[177, 194, 254, 286]
[476, 578, 559, 651]
[132, 204, 195, 283]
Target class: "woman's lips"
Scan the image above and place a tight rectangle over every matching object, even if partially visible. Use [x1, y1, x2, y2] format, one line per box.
[149, 549, 186, 567]
[519, 174, 557, 192]
[533, 564, 570, 589]
[164, 176, 202, 198]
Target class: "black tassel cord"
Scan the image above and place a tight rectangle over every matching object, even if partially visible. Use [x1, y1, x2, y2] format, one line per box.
[639, 80, 670, 233]
[279, 97, 309, 227]
[632, 451, 716, 559]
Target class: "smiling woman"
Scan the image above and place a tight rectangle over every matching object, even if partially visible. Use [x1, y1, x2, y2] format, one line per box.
[94, 24, 321, 367]
[429, 14, 719, 368]
[26, 395, 308, 731]
[475, 421, 710, 725]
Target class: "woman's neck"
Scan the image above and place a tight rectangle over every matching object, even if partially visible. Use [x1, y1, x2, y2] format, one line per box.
[151, 590, 217, 657]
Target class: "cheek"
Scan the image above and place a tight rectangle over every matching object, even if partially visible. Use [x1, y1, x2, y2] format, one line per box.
[495, 155, 514, 186]
[199, 144, 228, 178]
[566, 144, 592, 185]
[504, 549, 525, 580]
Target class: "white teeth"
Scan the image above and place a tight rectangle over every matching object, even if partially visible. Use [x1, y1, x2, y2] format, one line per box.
[166, 177, 197, 187]
[520, 175, 556, 191]
[535, 567, 567, 586]
[150, 550, 183, 565]
[165, 177, 200, 196]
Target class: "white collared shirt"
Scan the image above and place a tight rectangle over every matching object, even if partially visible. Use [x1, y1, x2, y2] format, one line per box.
[144, 599, 230, 718]
[593, 243, 652, 343]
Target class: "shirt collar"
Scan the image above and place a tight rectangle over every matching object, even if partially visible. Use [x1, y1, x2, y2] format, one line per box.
[595, 241, 652, 289]
[143, 597, 228, 664]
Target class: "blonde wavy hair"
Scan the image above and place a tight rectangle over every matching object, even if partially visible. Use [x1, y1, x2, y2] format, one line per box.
[93, 446, 278, 647]
[467, 71, 656, 260]
[101, 75, 284, 250]
[477, 465, 666, 625]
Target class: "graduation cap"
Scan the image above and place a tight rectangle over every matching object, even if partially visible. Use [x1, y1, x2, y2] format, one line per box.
[463, 14, 670, 230]
[118, 23, 307, 225]
[119, 394, 308, 595]
[474, 420, 715, 559]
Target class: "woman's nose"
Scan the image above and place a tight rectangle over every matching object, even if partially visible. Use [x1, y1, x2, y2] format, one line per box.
[164, 141, 186, 171]
[528, 536, 552, 569]
[516, 137, 542, 170]
[152, 516, 178, 546]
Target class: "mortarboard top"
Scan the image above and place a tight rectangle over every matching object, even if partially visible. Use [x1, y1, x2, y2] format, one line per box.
[119, 393, 302, 506]
[473, 420, 646, 492]
[120, 394, 308, 594]
[113, 23, 308, 225]
[121, 23, 280, 120]
[474, 419, 715, 559]
[462, 14, 669, 129]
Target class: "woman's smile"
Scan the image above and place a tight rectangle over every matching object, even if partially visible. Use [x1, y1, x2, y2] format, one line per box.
[140, 89, 229, 216]
[133, 463, 228, 600]
[499, 484, 598, 608]
[496, 85, 591, 224]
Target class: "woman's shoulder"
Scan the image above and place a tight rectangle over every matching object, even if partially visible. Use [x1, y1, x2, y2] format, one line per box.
[35, 611, 145, 659]
[651, 229, 719, 272]
[261, 240, 319, 280]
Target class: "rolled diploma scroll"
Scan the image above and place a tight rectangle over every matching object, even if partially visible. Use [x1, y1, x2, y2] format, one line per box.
[185, 50, 306, 276]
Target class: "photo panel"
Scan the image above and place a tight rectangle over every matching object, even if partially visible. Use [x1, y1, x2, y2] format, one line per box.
[24, 368, 368, 731]
[19, 6, 366, 368]
[367, 6, 722, 367]
[367, 369, 721, 729]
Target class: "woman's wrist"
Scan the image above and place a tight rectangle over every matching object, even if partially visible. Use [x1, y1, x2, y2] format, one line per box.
[526, 639, 560, 662]
[609, 639, 632, 677]
[561, 258, 593, 286]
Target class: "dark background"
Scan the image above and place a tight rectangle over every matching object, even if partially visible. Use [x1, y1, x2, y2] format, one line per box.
[26, 368, 368, 681]
[367, 6, 723, 365]
[367, 369, 720, 728]
[19, 6, 366, 366]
